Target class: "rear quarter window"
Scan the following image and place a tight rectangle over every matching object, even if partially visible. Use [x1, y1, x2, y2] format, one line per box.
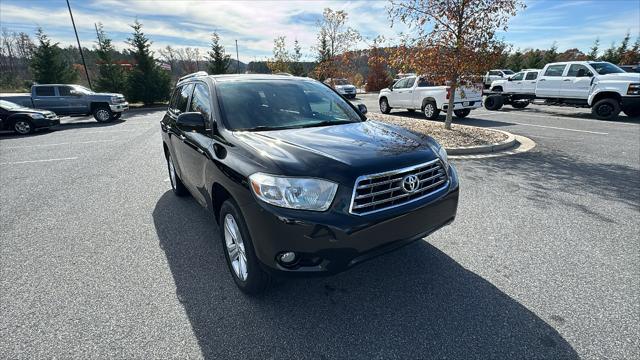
[525, 72, 538, 80]
[544, 65, 566, 77]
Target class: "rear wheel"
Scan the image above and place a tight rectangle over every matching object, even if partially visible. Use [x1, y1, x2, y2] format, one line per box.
[423, 101, 440, 120]
[454, 109, 471, 118]
[591, 98, 621, 120]
[484, 95, 504, 111]
[167, 152, 188, 196]
[219, 200, 272, 295]
[379, 97, 391, 114]
[13, 118, 34, 135]
[512, 101, 529, 109]
[93, 106, 113, 123]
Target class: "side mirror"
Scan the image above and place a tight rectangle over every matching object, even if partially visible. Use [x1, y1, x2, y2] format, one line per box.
[507, 77, 512, 81]
[70, 90, 82, 96]
[357, 103, 368, 115]
[176, 112, 206, 133]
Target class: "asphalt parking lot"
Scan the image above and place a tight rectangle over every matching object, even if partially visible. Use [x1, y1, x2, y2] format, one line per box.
[0, 101, 638, 359]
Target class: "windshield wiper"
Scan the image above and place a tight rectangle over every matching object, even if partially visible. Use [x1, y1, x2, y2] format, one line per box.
[304, 120, 357, 128]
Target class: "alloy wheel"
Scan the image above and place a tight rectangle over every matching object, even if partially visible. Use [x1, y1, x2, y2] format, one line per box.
[96, 109, 111, 122]
[380, 99, 388, 113]
[224, 214, 248, 281]
[14, 120, 31, 134]
[424, 104, 434, 118]
[168, 156, 177, 189]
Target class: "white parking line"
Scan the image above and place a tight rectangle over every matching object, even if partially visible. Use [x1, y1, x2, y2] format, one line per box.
[509, 122, 608, 135]
[2, 140, 116, 149]
[0, 157, 78, 165]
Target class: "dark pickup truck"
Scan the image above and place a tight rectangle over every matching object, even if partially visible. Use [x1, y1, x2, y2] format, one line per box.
[0, 84, 128, 122]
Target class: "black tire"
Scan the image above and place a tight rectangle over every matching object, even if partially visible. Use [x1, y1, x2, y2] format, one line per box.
[512, 101, 529, 109]
[167, 152, 188, 196]
[623, 108, 640, 118]
[219, 200, 272, 295]
[454, 109, 471, 118]
[484, 95, 504, 111]
[423, 101, 440, 120]
[492, 86, 503, 92]
[379, 97, 391, 114]
[93, 106, 113, 123]
[13, 118, 34, 135]
[591, 98, 621, 120]
[407, 109, 416, 113]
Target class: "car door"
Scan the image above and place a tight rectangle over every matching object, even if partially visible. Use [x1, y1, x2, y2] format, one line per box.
[167, 84, 194, 184]
[175, 82, 214, 205]
[388, 78, 408, 107]
[57, 86, 89, 114]
[31, 86, 62, 113]
[505, 72, 524, 93]
[536, 64, 566, 97]
[398, 77, 416, 107]
[522, 71, 538, 94]
[563, 64, 593, 98]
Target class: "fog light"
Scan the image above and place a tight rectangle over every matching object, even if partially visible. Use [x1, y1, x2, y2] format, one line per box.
[278, 251, 297, 264]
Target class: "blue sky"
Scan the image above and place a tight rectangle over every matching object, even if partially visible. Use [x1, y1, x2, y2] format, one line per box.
[0, 0, 638, 62]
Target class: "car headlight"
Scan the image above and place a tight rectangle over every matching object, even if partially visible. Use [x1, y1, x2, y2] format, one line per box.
[437, 145, 448, 164]
[110, 96, 120, 103]
[249, 173, 338, 211]
[628, 83, 640, 95]
[28, 113, 44, 119]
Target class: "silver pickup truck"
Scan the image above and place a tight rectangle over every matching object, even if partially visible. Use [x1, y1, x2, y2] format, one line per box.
[0, 84, 129, 122]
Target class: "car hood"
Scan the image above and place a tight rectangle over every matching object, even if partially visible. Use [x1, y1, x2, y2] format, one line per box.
[12, 107, 55, 116]
[232, 121, 441, 181]
[597, 72, 640, 82]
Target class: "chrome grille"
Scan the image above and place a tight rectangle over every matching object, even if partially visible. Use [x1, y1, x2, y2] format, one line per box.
[349, 159, 448, 215]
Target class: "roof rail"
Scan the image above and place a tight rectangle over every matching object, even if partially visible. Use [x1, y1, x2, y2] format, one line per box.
[178, 71, 208, 82]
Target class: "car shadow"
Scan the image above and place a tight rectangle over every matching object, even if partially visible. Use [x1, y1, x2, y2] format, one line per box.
[0, 118, 129, 139]
[153, 191, 578, 359]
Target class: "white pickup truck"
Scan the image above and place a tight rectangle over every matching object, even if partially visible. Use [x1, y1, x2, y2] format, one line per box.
[379, 76, 483, 120]
[484, 61, 640, 119]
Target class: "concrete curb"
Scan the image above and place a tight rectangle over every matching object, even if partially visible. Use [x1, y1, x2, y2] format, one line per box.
[445, 129, 517, 155]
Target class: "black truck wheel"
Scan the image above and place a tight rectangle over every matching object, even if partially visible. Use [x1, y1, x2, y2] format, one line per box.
[484, 95, 504, 111]
[454, 109, 471, 118]
[591, 98, 621, 120]
[93, 106, 113, 123]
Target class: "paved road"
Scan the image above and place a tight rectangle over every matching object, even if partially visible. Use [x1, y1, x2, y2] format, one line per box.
[0, 103, 638, 359]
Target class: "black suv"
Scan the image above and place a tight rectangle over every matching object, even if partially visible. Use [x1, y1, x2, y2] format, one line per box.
[161, 72, 459, 294]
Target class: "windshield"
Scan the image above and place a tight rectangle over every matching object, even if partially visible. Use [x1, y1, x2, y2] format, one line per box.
[503, 70, 515, 75]
[73, 85, 94, 94]
[0, 100, 22, 110]
[217, 80, 363, 131]
[333, 79, 349, 85]
[590, 62, 625, 75]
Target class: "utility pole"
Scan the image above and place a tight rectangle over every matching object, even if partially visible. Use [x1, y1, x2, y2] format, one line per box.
[66, 0, 92, 89]
[235, 40, 240, 74]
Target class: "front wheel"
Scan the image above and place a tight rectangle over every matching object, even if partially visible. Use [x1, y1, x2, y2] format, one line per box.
[484, 95, 504, 111]
[454, 109, 471, 118]
[591, 98, 621, 120]
[13, 118, 34, 135]
[379, 98, 391, 114]
[423, 102, 440, 120]
[219, 200, 272, 295]
[93, 106, 113, 123]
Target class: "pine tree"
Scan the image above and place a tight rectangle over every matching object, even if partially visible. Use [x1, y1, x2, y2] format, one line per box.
[125, 20, 170, 105]
[543, 42, 558, 65]
[208, 32, 230, 74]
[289, 39, 304, 76]
[30, 28, 77, 84]
[94, 23, 126, 93]
[588, 38, 600, 60]
[523, 49, 543, 69]
[507, 49, 523, 71]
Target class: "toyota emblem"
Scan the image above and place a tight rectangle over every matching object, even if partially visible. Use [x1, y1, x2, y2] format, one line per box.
[402, 174, 420, 193]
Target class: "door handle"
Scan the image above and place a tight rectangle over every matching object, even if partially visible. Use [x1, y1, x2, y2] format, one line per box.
[539, 79, 546, 82]
[563, 79, 571, 82]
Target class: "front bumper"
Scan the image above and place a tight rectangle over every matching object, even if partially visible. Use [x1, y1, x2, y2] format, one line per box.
[443, 100, 482, 111]
[240, 164, 460, 276]
[110, 102, 129, 113]
[33, 116, 60, 129]
[621, 96, 640, 113]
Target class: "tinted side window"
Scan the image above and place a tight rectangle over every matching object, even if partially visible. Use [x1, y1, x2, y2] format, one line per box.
[511, 72, 524, 81]
[417, 78, 434, 87]
[58, 86, 73, 96]
[525, 72, 538, 80]
[544, 65, 566, 77]
[35, 86, 55, 96]
[489, 71, 500, 76]
[566, 64, 591, 77]
[168, 88, 180, 111]
[174, 84, 193, 114]
[189, 83, 212, 121]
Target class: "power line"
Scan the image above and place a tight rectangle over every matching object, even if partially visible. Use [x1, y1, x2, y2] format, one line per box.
[66, 0, 92, 89]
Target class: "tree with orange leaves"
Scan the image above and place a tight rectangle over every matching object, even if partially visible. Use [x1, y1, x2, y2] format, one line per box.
[388, 0, 524, 129]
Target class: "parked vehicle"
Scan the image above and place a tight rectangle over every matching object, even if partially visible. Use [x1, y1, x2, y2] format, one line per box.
[484, 61, 640, 119]
[620, 64, 640, 73]
[161, 72, 459, 294]
[379, 76, 483, 119]
[0, 84, 128, 122]
[487, 69, 541, 109]
[0, 100, 60, 135]
[324, 78, 357, 99]
[483, 69, 515, 88]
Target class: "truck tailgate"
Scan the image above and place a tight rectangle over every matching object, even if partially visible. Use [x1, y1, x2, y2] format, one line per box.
[456, 84, 483, 101]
